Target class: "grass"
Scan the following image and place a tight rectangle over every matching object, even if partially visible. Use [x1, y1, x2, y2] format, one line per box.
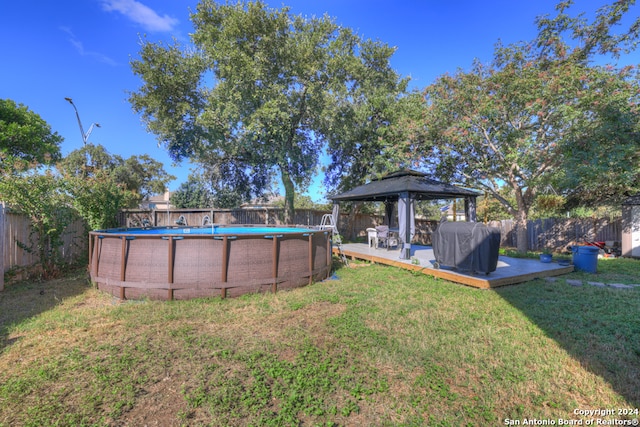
[1, 257, 639, 426]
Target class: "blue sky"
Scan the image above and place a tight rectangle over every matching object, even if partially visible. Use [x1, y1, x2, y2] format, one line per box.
[1, 0, 636, 202]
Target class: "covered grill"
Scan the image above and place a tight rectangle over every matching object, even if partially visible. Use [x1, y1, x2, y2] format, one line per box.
[432, 221, 501, 274]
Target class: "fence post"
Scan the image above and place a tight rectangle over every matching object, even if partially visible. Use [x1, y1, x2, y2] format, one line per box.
[0, 202, 4, 291]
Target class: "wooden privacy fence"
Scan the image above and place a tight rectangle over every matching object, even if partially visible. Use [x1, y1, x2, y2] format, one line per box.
[1, 203, 88, 289]
[118, 208, 623, 251]
[325, 213, 622, 251]
[119, 208, 354, 229]
[119, 208, 285, 228]
[118, 208, 441, 245]
[492, 217, 622, 252]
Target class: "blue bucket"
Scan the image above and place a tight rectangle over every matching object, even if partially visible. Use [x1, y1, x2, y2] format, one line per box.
[571, 246, 599, 273]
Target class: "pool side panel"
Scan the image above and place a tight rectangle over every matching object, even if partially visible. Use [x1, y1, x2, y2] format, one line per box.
[227, 237, 275, 296]
[97, 238, 121, 282]
[172, 238, 223, 300]
[89, 229, 331, 300]
[278, 235, 312, 290]
[125, 238, 169, 284]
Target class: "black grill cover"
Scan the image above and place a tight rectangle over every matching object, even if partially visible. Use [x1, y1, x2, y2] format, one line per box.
[432, 222, 501, 274]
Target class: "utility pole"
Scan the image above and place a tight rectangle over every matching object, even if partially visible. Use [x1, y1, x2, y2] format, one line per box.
[64, 97, 101, 145]
[64, 97, 101, 175]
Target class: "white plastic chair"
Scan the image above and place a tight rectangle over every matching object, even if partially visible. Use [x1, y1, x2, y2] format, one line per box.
[366, 228, 378, 247]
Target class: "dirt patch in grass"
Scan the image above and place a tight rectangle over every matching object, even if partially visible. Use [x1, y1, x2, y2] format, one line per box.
[122, 375, 186, 427]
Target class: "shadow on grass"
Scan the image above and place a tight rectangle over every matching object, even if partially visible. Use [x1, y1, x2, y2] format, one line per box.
[0, 267, 92, 352]
[495, 272, 640, 407]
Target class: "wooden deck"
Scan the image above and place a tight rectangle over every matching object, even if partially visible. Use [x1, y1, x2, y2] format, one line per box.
[333, 243, 574, 289]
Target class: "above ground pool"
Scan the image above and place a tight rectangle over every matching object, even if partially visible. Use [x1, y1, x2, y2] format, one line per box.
[88, 225, 332, 300]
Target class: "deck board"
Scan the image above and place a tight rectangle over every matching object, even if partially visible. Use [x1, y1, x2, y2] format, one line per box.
[333, 243, 573, 289]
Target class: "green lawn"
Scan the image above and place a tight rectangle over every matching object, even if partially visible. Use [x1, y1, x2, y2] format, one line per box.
[1, 258, 639, 426]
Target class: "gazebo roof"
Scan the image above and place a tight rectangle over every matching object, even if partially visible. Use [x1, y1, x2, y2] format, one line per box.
[623, 194, 640, 205]
[329, 170, 479, 202]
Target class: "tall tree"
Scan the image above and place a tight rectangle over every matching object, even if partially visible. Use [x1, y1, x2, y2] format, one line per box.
[57, 144, 175, 205]
[112, 154, 176, 201]
[0, 99, 62, 174]
[558, 64, 640, 207]
[129, 0, 403, 222]
[170, 173, 212, 209]
[323, 76, 420, 193]
[56, 143, 117, 177]
[0, 100, 70, 276]
[415, 1, 640, 253]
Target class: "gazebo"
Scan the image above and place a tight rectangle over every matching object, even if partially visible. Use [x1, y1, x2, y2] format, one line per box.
[329, 170, 480, 259]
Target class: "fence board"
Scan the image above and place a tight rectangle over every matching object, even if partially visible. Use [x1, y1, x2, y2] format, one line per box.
[494, 217, 621, 251]
[119, 208, 333, 228]
[118, 208, 441, 245]
[1, 209, 87, 274]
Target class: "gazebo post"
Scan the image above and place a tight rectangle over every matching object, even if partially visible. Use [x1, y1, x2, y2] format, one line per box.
[331, 202, 340, 230]
[384, 201, 394, 228]
[465, 197, 477, 222]
[399, 191, 414, 260]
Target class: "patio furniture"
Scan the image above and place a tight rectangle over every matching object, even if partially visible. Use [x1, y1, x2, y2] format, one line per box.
[366, 228, 378, 248]
[376, 226, 399, 250]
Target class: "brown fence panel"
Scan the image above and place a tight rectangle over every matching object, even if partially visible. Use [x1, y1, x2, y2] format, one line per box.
[3, 211, 37, 269]
[494, 217, 622, 251]
[116, 208, 623, 252]
[2, 209, 88, 274]
[119, 208, 284, 227]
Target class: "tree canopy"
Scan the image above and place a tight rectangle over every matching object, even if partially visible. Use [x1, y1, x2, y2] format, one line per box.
[56, 143, 176, 205]
[323, 81, 421, 194]
[170, 173, 213, 209]
[0, 99, 63, 173]
[129, 0, 406, 222]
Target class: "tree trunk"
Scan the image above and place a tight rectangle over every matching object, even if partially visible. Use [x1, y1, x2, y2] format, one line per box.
[484, 184, 529, 252]
[515, 209, 529, 254]
[514, 187, 530, 254]
[280, 167, 295, 225]
[347, 202, 361, 241]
